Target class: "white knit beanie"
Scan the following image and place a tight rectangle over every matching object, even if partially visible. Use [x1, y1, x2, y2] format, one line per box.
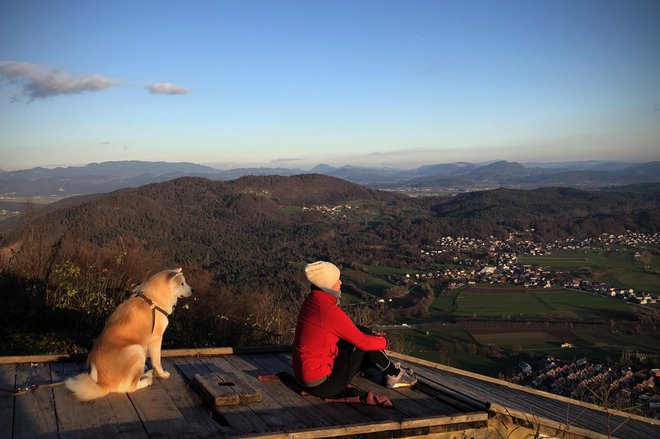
[304, 261, 340, 290]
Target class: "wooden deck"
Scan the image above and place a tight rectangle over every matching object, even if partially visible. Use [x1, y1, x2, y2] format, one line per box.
[0, 348, 658, 438]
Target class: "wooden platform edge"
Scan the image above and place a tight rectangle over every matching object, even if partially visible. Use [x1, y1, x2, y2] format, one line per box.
[0, 354, 72, 365]
[388, 350, 660, 427]
[0, 345, 293, 364]
[236, 412, 489, 439]
[489, 402, 612, 439]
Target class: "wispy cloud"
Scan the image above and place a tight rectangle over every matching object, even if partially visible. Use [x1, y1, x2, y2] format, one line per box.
[145, 82, 191, 95]
[271, 158, 303, 164]
[0, 61, 119, 102]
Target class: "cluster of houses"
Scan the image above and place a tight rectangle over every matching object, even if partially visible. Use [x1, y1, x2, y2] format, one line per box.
[0, 208, 19, 218]
[513, 356, 660, 415]
[301, 204, 353, 216]
[564, 279, 657, 305]
[415, 232, 659, 305]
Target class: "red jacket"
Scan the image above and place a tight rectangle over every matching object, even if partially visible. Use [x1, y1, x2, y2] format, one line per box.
[292, 289, 387, 384]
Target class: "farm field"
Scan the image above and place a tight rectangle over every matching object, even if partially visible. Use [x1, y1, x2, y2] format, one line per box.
[518, 249, 660, 292]
[342, 268, 392, 296]
[396, 323, 660, 377]
[345, 256, 660, 377]
[448, 286, 640, 321]
[387, 284, 660, 377]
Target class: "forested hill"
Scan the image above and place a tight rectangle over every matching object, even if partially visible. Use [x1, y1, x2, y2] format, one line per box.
[425, 187, 660, 238]
[3, 175, 658, 293]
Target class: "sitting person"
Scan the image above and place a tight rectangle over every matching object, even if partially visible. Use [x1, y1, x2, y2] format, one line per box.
[292, 261, 417, 398]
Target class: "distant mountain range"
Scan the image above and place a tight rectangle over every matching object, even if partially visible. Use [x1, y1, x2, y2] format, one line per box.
[1, 160, 658, 197]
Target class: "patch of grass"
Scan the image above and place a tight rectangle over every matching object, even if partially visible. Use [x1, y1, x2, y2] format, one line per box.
[342, 268, 393, 296]
[473, 331, 561, 351]
[280, 205, 301, 214]
[574, 330, 660, 355]
[651, 256, 660, 271]
[364, 265, 421, 276]
[429, 287, 464, 319]
[451, 286, 639, 321]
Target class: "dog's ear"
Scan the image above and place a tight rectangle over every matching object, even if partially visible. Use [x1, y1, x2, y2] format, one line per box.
[167, 269, 183, 280]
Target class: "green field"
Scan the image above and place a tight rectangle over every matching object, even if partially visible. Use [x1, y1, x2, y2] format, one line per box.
[363, 265, 421, 276]
[474, 331, 560, 351]
[518, 249, 660, 292]
[342, 268, 393, 296]
[347, 261, 660, 377]
[652, 256, 660, 271]
[450, 286, 639, 321]
[402, 328, 531, 375]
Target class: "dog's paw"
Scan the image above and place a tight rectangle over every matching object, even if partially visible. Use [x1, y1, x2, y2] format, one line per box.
[156, 370, 171, 380]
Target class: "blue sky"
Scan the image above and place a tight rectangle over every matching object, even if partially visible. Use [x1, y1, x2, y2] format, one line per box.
[1, 0, 659, 171]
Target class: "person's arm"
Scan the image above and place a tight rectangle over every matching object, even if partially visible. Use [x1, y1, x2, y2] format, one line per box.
[327, 307, 387, 351]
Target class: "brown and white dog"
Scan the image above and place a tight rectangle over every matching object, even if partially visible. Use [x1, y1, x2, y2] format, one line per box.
[65, 268, 193, 400]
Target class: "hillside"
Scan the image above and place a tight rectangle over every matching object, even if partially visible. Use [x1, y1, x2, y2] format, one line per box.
[3, 175, 659, 293]
[2, 174, 659, 370]
[427, 187, 660, 238]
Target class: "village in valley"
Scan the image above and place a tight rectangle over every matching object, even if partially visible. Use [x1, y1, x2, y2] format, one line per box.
[370, 230, 660, 417]
[417, 231, 659, 305]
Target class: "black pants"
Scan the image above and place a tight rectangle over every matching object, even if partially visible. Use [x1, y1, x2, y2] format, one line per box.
[304, 327, 392, 398]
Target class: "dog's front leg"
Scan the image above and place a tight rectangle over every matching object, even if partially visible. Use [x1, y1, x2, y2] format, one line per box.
[148, 339, 170, 379]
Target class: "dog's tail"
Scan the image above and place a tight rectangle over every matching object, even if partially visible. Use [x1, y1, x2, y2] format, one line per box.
[65, 363, 109, 401]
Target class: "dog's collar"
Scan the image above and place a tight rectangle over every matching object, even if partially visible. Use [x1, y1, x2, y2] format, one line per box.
[134, 291, 169, 333]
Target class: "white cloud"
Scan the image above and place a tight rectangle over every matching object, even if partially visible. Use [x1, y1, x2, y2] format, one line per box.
[271, 158, 304, 164]
[145, 82, 191, 95]
[0, 61, 119, 101]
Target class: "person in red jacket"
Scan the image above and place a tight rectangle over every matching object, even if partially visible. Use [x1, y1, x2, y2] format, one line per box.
[293, 261, 417, 398]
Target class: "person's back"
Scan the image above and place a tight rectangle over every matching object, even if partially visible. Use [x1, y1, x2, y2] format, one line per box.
[292, 261, 417, 398]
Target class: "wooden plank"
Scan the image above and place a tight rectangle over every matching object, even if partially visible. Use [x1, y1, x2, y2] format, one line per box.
[180, 356, 272, 436]
[159, 357, 229, 438]
[419, 364, 660, 438]
[390, 351, 660, 427]
[210, 355, 310, 431]
[225, 372, 263, 404]
[0, 363, 15, 438]
[161, 347, 234, 357]
[194, 373, 240, 406]
[244, 352, 363, 427]
[0, 346, 291, 365]
[271, 351, 415, 425]
[127, 366, 197, 438]
[349, 373, 451, 419]
[237, 413, 489, 439]
[13, 362, 58, 439]
[419, 367, 592, 427]
[414, 377, 488, 413]
[489, 402, 613, 439]
[50, 361, 126, 439]
[0, 354, 71, 365]
[276, 354, 464, 415]
[351, 369, 468, 417]
[272, 351, 411, 424]
[233, 345, 293, 355]
[105, 392, 150, 439]
[49, 361, 147, 439]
